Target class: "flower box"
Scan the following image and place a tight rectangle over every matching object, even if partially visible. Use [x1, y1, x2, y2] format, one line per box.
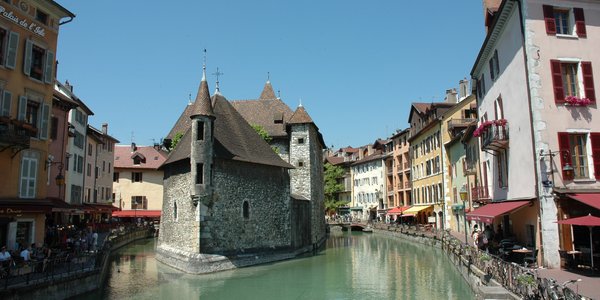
[564, 96, 592, 106]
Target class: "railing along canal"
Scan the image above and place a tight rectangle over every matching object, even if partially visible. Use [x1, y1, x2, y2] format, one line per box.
[0, 226, 153, 291]
[370, 223, 587, 300]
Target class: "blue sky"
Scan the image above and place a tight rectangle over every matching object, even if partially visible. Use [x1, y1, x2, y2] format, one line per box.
[55, 0, 485, 149]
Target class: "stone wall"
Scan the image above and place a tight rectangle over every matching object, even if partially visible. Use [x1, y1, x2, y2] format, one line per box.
[202, 159, 292, 254]
[308, 125, 326, 245]
[158, 160, 200, 253]
[271, 137, 289, 162]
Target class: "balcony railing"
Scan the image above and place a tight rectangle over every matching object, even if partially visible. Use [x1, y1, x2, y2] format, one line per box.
[481, 123, 509, 151]
[471, 186, 490, 201]
[0, 117, 32, 151]
[448, 118, 477, 131]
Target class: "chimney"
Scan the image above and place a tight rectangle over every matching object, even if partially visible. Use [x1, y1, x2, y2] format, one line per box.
[101, 123, 108, 135]
[65, 80, 73, 92]
[445, 89, 458, 103]
[153, 143, 160, 151]
[131, 143, 137, 152]
[459, 78, 470, 99]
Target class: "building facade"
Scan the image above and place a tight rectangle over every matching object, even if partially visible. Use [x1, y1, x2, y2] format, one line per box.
[0, 0, 74, 250]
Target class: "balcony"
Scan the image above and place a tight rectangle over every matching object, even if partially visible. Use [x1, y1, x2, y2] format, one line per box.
[471, 186, 490, 201]
[0, 117, 32, 153]
[478, 121, 509, 151]
[448, 118, 476, 137]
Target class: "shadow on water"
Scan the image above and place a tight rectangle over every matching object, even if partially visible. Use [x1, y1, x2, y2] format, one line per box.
[82, 230, 474, 300]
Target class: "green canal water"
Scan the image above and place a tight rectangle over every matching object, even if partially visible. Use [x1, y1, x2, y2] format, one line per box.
[88, 229, 474, 299]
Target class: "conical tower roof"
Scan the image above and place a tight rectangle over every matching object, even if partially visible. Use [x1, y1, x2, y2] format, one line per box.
[190, 68, 215, 118]
[288, 104, 314, 124]
[259, 81, 277, 100]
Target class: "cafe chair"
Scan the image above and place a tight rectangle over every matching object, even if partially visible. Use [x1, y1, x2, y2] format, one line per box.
[524, 249, 538, 266]
[558, 250, 575, 269]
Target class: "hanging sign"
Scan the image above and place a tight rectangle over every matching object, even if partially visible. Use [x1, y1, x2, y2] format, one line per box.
[0, 5, 46, 37]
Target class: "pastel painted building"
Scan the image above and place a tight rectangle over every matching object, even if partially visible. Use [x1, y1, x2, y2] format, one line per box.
[113, 144, 167, 216]
[467, 0, 600, 268]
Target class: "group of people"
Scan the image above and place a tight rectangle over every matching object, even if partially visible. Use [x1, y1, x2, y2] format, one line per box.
[471, 224, 503, 251]
[65, 230, 99, 254]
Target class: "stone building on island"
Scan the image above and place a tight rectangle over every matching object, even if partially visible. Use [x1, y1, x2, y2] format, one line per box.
[156, 66, 326, 274]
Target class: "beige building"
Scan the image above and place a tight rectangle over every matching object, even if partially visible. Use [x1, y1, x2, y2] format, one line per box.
[113, 144, 167, 218]
[408, 101, 454, 228]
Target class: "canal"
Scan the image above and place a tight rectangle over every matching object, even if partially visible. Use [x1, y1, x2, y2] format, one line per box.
[86, 229, 474, 299]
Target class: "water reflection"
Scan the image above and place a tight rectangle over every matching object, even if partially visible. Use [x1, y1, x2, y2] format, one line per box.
[88, 229, 473, 299]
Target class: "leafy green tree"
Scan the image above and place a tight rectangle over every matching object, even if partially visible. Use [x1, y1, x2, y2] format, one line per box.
[324, 162, 347, 214]
[170, 132, 184, 151]
[252, 124, 280, 153]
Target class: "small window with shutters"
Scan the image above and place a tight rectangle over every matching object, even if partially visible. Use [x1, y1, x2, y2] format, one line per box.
[550, 60, 596, 104]
[557, 132, 599, 181]
[23, 39, 54, 84]
[543, 5, 586, 38]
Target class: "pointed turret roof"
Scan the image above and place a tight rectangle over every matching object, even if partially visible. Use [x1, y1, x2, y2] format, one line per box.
[259, 81, 277, 100]
[190, 68, 215, 118]
[288, 105, 314, 124]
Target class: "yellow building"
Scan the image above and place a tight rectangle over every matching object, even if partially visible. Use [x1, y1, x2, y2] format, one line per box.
[112, 144, 167, 219]
[408, 101, 454, 228]
[440, 89, 477, 234]
[0, 0, 73, 250]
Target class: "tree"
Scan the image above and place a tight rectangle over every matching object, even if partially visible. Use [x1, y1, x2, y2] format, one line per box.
[324, 162, 347, 215]
[251, 124, 279, 153]
[169, 132, 184, 151]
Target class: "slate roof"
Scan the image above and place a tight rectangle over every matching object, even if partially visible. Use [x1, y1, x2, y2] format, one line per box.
[288, 105, 314, 124]
[190, 73, 214, 118]
[325, 156, 344, 165]
[165, 103, 193, 140]
[163, 93, 293, 169]
[230, 98, 293, 138]
[114, 145, 168, 170]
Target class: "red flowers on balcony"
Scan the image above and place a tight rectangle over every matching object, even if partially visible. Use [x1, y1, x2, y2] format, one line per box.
[564, 96, 592, 106]
[473, 119, 507, 137]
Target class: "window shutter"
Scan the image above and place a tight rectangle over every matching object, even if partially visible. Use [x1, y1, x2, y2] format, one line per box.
[6, 31, 19, 69]
[591, 133, 600, 180]
[20, 158, 30, 197]
[543, 5, 556, 35]
[489, 59, 495, 81]
[17, 96, 27, 121]
[494, 50, 500, 76]
[28, 158, 37, 197]
[557, 132, 573, 181]
[44, 50, 54, 84]
[23, 39, 32, 76]
[573, 8, 587, 38]
[550, 60, 565, 103]
[39, 103, 50, 140]
[581, 61, 595, 102]
[1, 90, 11, 117]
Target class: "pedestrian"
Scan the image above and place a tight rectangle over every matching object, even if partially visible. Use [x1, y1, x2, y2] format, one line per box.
[471, 225, 480, 248]
[92, 231, 98, 252]
[20, 244, 31, 261]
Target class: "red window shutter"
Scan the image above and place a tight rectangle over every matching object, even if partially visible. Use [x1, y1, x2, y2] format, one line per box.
[581, 61, 595, 102]
[550, 60, 565, 103]
[591, 133, 600, 180]
[557, 132, 573, 181]
[543, 5, 556, 35]
[573, 8, 587, 38]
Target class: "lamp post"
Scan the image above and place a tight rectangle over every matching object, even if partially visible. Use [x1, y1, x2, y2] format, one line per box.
[459, 186, 469, 244]
[539, 149, 574, 187]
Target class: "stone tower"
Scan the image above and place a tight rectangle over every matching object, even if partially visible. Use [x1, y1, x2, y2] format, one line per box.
[189, 65, 215, 251]
[288, 103, 326, 246]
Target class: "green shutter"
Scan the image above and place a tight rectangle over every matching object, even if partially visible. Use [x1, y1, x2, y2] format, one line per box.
[44, 50, 54, 84]
[1, 90, 11, 117]
[17, 95, 27, 121]
[6, 31, 19, 69]
[20, 158, 30, 197]
[23, 39, 32, 76]
[39, 103, 50, 140]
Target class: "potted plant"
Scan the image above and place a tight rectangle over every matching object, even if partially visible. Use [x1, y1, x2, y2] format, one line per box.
[565, 96, 592, 106]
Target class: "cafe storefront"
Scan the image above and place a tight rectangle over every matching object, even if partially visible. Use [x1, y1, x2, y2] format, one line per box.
[0, 199, 53, 251]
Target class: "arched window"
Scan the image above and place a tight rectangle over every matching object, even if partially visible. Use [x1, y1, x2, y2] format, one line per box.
[242, 201, 249, 219]
[173, 201, 178, 221]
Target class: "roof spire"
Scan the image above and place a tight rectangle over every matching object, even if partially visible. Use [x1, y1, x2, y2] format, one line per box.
[299, 98, 303, 107]
[202, 49, 207, 81]
[267, 71, 270, 83]
[213, 67, 224, 94]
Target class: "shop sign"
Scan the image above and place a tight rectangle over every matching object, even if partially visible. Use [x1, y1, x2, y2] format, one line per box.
[0, 5, 46, 37]
[0, 208, 24, 214]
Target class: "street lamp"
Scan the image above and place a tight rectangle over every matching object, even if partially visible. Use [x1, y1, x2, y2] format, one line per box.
[539, 149, 574, 187]
[459, 185, 469, 244]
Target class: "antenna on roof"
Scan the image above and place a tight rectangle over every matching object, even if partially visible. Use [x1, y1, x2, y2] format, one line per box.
[298, 98, 303, 107]
[213, 67, 224, 93]
[277, 90, 281, 99]
[188, 93, 192, 105]
[131, 131, 135, 144]
[201, 49, 207, 81]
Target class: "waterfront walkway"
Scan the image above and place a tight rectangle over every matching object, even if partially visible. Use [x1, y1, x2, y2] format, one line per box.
[446, 229, 600, 300]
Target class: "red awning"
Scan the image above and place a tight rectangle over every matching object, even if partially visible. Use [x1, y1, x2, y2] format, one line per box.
[567, 194, 600, 211]
[84, 204, 119, 213]
[387, 206, 411, 215]
[466, 200, 530, 224]
[112, 210, 161, 218]
[557, 214, 600, 226]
